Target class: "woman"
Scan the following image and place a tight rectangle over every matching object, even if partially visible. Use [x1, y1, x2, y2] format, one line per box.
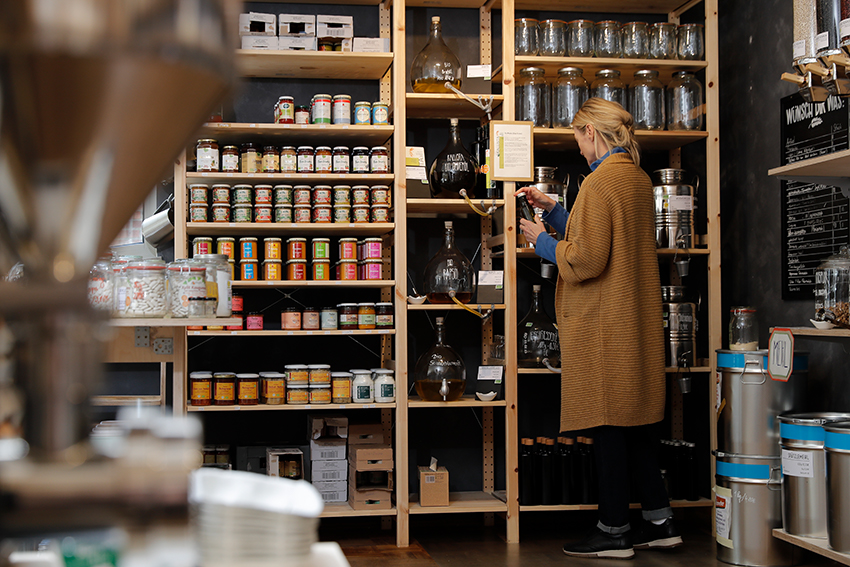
[518, 98, 680, 559]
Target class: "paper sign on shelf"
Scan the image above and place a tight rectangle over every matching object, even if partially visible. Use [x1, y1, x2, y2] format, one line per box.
[715, 485, 733, 549]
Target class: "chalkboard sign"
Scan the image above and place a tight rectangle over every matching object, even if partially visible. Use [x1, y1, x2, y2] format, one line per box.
[780, 93, 850, 300]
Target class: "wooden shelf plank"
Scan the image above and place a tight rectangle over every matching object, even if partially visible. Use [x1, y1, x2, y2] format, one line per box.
[409, 491, 507, 514]
[666, 366, 711, 373]
[90, 395, 162, 407]
[185, 172, 394, 184]
[781, 326, 850, 338]
[773, 529, 850, 566]
[187, 402, 396, 412]
[321, 502, 397, 518]
[509, 0, 696, 12]
[656, 247, 711, 255]
[532, 128, 707, 151]
[408, 303, 506, 311]
[406, 198, 505, 215]
[409, 395, 506, 408]
[236, 50, 393, 80]
[231, 280, 395, 289]
[255, 0, 383, 4]
[198, 123, 394, 146]
[186, 222, 394, 237]
[406, 93, 504, 120]
[520, 497, 714, 512]
[514, 56, 707, 84]
[110, 318, 240, 327]
[189, 329, 396, 337]
[768, 148, 850, 178]
[518, 367, 560, 375]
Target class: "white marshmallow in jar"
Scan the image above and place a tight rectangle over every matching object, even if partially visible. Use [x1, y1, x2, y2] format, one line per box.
[125, 258, 168, 318]
[167, 259, 207, 318]
[111, 255, 142, 318]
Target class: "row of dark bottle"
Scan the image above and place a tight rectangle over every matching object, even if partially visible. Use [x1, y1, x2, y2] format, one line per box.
[660, 439, 700, 502]
[519, 436, 597, 506]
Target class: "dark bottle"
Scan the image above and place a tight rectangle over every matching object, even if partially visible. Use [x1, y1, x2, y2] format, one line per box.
[577, 437, 594, 504]
[584, 437, 597, 503]
[517, 193, 536, 222]
[539, 437, 555, 505]
[429, 118, 478, 198]
[533, 437, 545, 505]
[413, 316, 466, 401]
[520, 438, 537, 505]
[422, 220, 476, 304]
[518, 284, 560, 368]
[559, 437, 575, 505]
[472, 125, 501, 199]
[684, 441, 699, 501]
[670, 440, 683, 500]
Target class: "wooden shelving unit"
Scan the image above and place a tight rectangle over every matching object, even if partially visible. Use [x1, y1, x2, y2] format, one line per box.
[189, 329, 396, 337]
[408, 395, 507, 408]
[187, 402, 396, 412]
[236, 50, 393, 80]
[230, 280, 395, 289]
[773, 529, 850, 566]
[322, 503, 397, 518]
[198, 123, 394, 146]
[408, 491, 507, 514]
[520, 497, 714, 512]
[110, 317, 241, 327]
[514, 56, 707, 84]
[186, 172, 394, 184]
[405, 93, 504, 120]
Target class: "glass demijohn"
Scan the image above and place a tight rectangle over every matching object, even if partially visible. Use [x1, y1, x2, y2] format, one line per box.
[423, 221, 476, 304]
[414, 317, 467, 401]
[429, 118, 478, 198]
[411, 16, 461, 93]
[518, 285, 561, 368]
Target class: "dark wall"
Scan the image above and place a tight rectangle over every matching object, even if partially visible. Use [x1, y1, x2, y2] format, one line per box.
[720, 1, 850, 409]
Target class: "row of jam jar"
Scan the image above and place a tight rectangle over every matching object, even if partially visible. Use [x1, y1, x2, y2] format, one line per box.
[241, 302, 393, 331]
[195, 142, 389, 174]
[189, 367, 396, 406]
[194, 235, 384, 264]
[274, 95, 389, 126]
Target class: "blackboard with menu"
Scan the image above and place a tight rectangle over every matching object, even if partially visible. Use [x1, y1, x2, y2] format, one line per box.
[781, 93, 850, 300]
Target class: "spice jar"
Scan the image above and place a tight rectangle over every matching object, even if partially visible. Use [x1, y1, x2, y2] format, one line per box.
[375, 302, 394, 328]
[554, 67, 589, 128]
[352, 147, 370, 173]
[515, 18, 539, 55]
[213, 372, 236, 406]
[262, 146, 279, 173]
[286, 384, 309, 405]
[189, 371, 213, 406]
[338, 303, 358, 329]
[591, 69, 626, 107]
[309, 384, 332, 404]
[303, 307, 320, 330]
[222, 146, 239, 172]
[280, 146, 297, 173]
[516, 67, 551, 128]
[282, 306, 302, 329]
[196, 139, 219, 172]
[241, 143, 260, 173]
[629, 69, 665, 131]
[373, 369, 396, 403]
[315, 146, 332, 173]
[370, 146, 389, 173]
[261, 372, 286, 405]
[331, 372, 352, 403]
[237, 373, 260, 405]
[351, 369, 374, 403]
[321, 307, 338, 329]
[358, 303, 376, 329]
[354, 101, 371, 125]
[728, 307, 759, 351]
[297, 146, 315, 173]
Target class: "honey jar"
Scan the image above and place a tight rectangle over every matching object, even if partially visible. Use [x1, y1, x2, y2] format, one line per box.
[237, 373, 260, 405]
[189, 371, 213, 406]
[213, 372, 236, 406]
[263, 259, 282, 281]
[287, 259, 307, 280]
[285, 364, 309, 383]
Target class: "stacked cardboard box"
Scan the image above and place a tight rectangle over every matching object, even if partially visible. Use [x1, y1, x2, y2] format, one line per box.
[309, 415, 348, 503]
[348, 424, 393, 510]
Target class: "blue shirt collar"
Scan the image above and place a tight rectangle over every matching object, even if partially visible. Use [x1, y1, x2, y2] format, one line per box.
[589, 146, 627, 172]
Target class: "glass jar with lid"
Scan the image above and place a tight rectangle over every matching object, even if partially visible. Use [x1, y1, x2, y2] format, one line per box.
[333, 146, 350, 173]
[126, 258, 167, 317]
[352, 147, 370, 173]
[567, 20, 594, 57]
[351, 369, 374, 403]
[192, 254, 232, 317]
[650, 22, 677, 59]
[514, 18, 539, 56]
[666, 71, 704, 131]
[677, 23, 705, 60]
[222, 146, 239, 172]
[87, 256, 113, 311]
[539, 20, 567, 56]
[373, 369, 396, 403]
[815, 246, 850, 325]
[315, 146, 332, 173]
[516, 67, 552, 128]
[196, 139, 219, 172]
[111, 255, 142, 318]
[240, 143, 260, 173]
[297, 146, 315, 173]
[167, 259, 206, 318]
[728, 307, 759, 351]
[280, 146, 297, 173]
[370, 146, 389, 174]
[595, 20, 623, 58]
[629, 69, 665, 131]
[554, 67, 589, 128]
[262, 146, 279, 173]
[622, 22, 649, 58]
[591, 69, 626, 107]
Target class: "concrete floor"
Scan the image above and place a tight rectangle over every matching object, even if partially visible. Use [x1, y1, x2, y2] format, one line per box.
[324, 510, 838, 567]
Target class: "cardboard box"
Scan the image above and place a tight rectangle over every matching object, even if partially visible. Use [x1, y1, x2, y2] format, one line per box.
[310, 458, 348, 482]
[418, 466, 449, 507]
[353, 37, 391, 53]
[348, 487, 393, 510]
[348, 423, 384, 446]
[316, 15, 353, 38]
[312, 479, 347, 495]
[278, 37, 317, 51]
[309, 414, 348, 441]
[239, 12, 276, 36]
[340, 38, 353, 52]
[319, 490, 348, 503]
[349, 445, 393, 471]
[267, 448, 304, 479]
[310, 437, 346, 461]
[279, 14, 316, 37]
[350, 468, 393, 491]
[241, 36, 278, 50]
[236, 446, 267, 474]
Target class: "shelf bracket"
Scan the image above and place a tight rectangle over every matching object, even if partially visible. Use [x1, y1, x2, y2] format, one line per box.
[775, 175, 850, 199]
[443, 82, 495, 122]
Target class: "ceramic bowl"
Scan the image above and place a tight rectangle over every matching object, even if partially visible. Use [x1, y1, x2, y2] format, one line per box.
[810, 319, 835, 330]
[408, 295, 427, 305]
[476, 391, 497, 401]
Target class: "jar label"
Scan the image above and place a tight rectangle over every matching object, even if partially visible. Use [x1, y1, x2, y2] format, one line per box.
[266, 380, 285, 398]
[355, 105, 371, 124]
[263, 262, 281, 281]
[333, 155, 350, 172]
[372, 106, 388, 124]
[281, 154, 297, 172]
[197, 148, 218, 171]
[358, 313, 376, 326]
[667, 195, 694, 211]
[295, 110, 309, 124]
[355, 385, 372, 400]
[313, 262, 329, 280]
[288, 262, 306, 280]
[842, 20, 850, 42]
[262, 154, 279, 172]
[241, 262, 256, 281]
[313, 100, 331, 122]
[311, 389, 331, 403]
[816, 31, 830, 52]
[364, 262, 382, 280]
[294, 189, 311, 205]
[352, 155, 370, 172]
[212, 188, 230, 203]
[214, 382, 235, 401]
[255, 188, 273, 204]
[312, 189, 332, 205]
[220, 154, 238, 172]
[275, 207, 293, 223]
[312, 242, 329, 258]
[792, 39, 806, 60]
[191, 381, 211, 400]
[370, 154, 389, 173]
[294, 207, 311, 223]
[340, 313, 358, 325]
[376, 314, 393, 327]
[332, 380, 350, 398]
[379, 383, 395, 398]
[277, 101, 294, 122]
[288, 390, 309, 403]
[371, 188, 389, 204]
[340, 242, 357, 259]
[241, 153, 258, 173]
[274, 189, 292, 205]
[297, 154, 314, 172]
[238, 382, 258, 399]
[192, 206, 209, 222]
[87, 278, 112, 310]
[315, 154, 332, 173]
[241, 241, 257, 259]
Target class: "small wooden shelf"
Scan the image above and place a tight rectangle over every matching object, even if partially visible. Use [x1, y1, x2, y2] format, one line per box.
[408, 395, 506, 408]
[518, 367, 560, 375]
[782, 326, 850, 338]
[187, 402, 396, 412]
[408, 0, 696, 9]
[110, 318, 240, 327]
[773, 529, 850, 566]
[405, 93, 504, 120]
[198, 123, 394, 146]
[185, 172, 394, 184]
[189, 328, 396, 337]
[520, 497, 713, 512]
[768, 148, 850, 178]
[186, 222, 394, 237]
[409, 491, 507, 514]
[406, 198, 504, 215]
[321, 502, 397, 518]
[236, 50, 393, 80]
[515, 56, 707, 84]
[666, 366, 711, 373]
[231, 280, 394, 289]
[656, 248, 711, 256]
[91, 395, 162, 407]
[408, 303, 506, 311]
[533, 128, 708, 151]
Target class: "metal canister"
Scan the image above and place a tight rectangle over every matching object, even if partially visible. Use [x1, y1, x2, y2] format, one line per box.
[653, 168, 695, 249]
[661, 286, 696, 368]
[354, 101, 372, 125]
[824, 421, 850, 552]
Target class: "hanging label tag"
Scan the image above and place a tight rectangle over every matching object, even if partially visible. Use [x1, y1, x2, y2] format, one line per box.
[768, 328, 794, 381]
[816, 31, 830, 51]
[467, 64, 492, 79]
[793, 40, 806, 60]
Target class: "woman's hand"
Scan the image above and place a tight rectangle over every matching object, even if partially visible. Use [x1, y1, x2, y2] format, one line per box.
[519, 216, 547, 246]
[515, 186, 556, 213]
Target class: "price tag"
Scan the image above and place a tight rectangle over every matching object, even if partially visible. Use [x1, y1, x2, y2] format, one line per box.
[792, 39, 806, 60]
[668, 195, 694, 211]
[467, 64, 492, 79]
[816, 31, 830, 52]
[782, 449, 814, 478]
[768, 328, 794, 381]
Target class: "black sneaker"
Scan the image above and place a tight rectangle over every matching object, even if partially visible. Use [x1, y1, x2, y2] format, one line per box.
[562, 529, 635, 559]
[632, 518, 683, 549]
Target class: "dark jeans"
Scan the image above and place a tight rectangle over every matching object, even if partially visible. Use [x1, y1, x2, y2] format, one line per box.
[592, 422, 672, 534]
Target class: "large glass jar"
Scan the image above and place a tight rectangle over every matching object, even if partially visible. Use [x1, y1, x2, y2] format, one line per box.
[429, 118, 478, 198]
[112, 254, 142, 318]
[87, 256, 113, 311]
[629, 69, 665, 130]
[515, 18, 539, 55]
[518, 285, 561, 368]
[167, 259, 207, 318]
[666, 71, 704, 130]
[423, 220, 476, 304]
[414, 317, 466, 401]
[621, 22, 649, 59]
[193, 253, 232, 317]
[677, 23, 705, 60]
[729, 307, 759, 351]
[126, 258, 167, 318]
[516, 67, 552, 128]
[795, 0, 818, 61]
[591, 69, 625, 107]
[539, 20, 567, 56]
[411, 16, 461, 93]
[595, 20, 623, 58]
[650, 22, 677, 59]
[567, 20, 594, 57]
[817, 0, 841, 55]
[815, 246, 850, 324]
[554, 67, 589, 128]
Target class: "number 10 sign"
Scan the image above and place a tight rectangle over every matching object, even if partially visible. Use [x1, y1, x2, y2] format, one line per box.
[768, 328, 795, 381]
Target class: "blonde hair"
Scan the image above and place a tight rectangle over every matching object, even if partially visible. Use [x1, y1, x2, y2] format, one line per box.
[571, 98, 641, 167]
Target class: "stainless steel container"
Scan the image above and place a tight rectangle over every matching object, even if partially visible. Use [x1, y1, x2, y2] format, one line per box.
[653, 168, 695, 249]
[716, 350, 808, 456]
[779, 413, 850, 538]
[662, 300, 696, 367]
[530, 166, 566, 240]
[714, 451, 798, 567]
[824, 421, 850, 552]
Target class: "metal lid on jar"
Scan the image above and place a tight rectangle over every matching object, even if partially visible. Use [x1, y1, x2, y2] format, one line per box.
[596, 69, 621, 78]
[211, 183, 230, 188]
[634, 69, 660, 79]
[232, 184, 252, 190]
[621, 21, 648, 28]
[352, 146, 369, 152]
[358, 302, 376, 307]
[308, 364, 331, 369]
[316, 146, 332, 152]
[596, 20, 621, 26]
[331, 371, 353, 378]
[333, 146, 349, 151]
[373, 369, 394, 376]
[259, 371, 285, 377]
[333, 94, 351, 100]
[314, 93, 332, 99]
[193, 254, 229, 262]
[371, 146, 387, 152]
[515, 17, 539, 24]
[241, 142, 257, 150]
[652, 22, 677, 28]
[281, 146, 296, 151]
[297, 146, 314, 151]
[350, 369, 372, 375]
[519, 67, 546, 75]
[198, 139, 217, 144]
[678, 23, 704, 29]
[255, 184, 273, 189]
[213, 372, 236, 378]
[284, 363, 308, 369]
[287, 237, 306, 242]
[263, 145, 277, 152]
[557, 67, 584, 76]
[238, 236, 258, 242]
[273, 184, 293, 189]
[541, 19, 567, 27]
[190, 371, 213, 378]
[236, 373, 260, 378]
